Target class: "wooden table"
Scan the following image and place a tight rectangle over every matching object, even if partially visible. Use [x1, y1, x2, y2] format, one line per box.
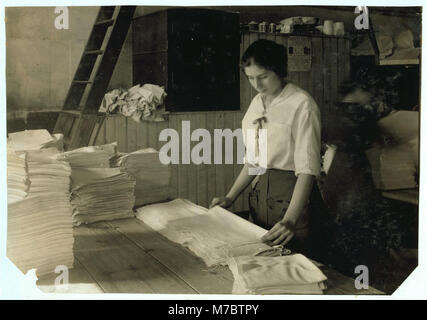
[37, 217, 384, 295]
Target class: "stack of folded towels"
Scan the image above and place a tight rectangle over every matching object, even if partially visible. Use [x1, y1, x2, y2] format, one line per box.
[7, 149, 28, 203]
[69, 167, 136, 226]
[26, 148, 72, 197]
[7, 130, 74, 276]
[227, 254, 327, 294]
[114, 148, 172, 206]
[7, 194, 75, 277]
[57, 143, 136, 226]
[56, 143, 117, 168]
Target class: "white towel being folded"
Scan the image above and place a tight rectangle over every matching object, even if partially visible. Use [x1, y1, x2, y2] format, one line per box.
[227, 254, 327, 295]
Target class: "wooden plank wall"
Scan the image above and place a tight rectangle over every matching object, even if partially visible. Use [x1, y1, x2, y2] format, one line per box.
[240, 32, 351, 136]
[95, 111, 249, 213]
[94, 33, 350, 213]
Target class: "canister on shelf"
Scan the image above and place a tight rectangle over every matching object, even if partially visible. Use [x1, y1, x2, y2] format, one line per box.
[259, 21, 267, 33]
[248, 21, 258, 32]
[269, 23, 277, 33]
[334, 22, 345, 36]
[323, 20, 334, 35]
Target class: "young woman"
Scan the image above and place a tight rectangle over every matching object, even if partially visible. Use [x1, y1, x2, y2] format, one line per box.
[209, 39, 323, 253]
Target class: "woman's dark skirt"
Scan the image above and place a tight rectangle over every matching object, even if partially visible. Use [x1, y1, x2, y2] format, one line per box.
[248, 169, 326, 254]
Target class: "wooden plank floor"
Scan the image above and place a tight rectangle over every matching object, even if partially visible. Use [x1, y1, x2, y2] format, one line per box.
[37, 217, 384, 295]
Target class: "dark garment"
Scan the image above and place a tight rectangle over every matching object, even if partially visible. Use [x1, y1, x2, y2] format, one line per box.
[318, 149, 405, 277]
[319, 101, 405, 274]
[248, 169, 327, 254]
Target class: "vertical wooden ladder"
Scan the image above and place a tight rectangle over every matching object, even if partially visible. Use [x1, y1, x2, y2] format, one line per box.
[53, 5, 136, 150]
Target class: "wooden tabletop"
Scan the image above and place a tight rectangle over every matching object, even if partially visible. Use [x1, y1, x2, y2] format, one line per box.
[37, 217, 384, 295]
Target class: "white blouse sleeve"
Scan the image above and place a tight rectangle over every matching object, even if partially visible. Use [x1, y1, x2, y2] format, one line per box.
[292, 99, 321, 177]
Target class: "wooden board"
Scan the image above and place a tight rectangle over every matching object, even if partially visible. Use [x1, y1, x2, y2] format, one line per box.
[109, 218, 234, 294]
[105, 115, 117, 144]
[136, 118, 149, 150]
[205, 112, 217, 207]
[195, 114, 209, 208]
[322, 38, 332, 139]
[240, 32, 253, 112]
[321, 267, 384, 295]
[312, 37, 324, 122]
[224, 112, 236, 202]
[214, 112, 226, 200]
[72, 221, 197, 294]
[176, 114, 189, 199]
[232, 111, 244, 212]
[126, 117, 138, 152]
[94, 116, 107, 146]
[168, 115, 179, 199]
[36, 258, 104, 294]
[187, 114, 199, 204]
[115, 116, 128, 152]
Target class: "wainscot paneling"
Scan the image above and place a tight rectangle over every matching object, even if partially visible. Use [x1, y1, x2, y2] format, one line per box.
[96, 112, 250, 213]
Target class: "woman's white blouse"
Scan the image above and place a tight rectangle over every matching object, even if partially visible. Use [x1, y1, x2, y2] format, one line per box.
[242, 82, 321, 177]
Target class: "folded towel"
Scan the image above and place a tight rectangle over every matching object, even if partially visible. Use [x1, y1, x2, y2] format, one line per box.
[227, 254, 327, 294]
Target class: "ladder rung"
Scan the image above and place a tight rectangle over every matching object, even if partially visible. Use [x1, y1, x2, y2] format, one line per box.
[62, 6, 135, 120]
[60, 110, 81, 115]
[94, 19, 115, 27]
[84, 50, 104, 55]
[73, 80, 93, 84]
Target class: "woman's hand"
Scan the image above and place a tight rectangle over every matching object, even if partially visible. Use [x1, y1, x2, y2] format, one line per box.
[209, 196, 233, 209]
[261, 220, 295, 246]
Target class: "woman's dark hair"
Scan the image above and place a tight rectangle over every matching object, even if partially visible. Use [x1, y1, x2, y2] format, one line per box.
[241, 39, 288, 78]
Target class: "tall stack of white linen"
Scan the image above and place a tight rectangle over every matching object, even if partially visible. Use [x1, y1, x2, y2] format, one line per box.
[57, 143, 136, 225]
[70, 167, 136, 226]
[26, 148, 72, 197]
[114, 148, 171, 206]
[7, 194, 75, 277]
[56, 143, 117, 168]
[7, 150, 28, 203]
[7, 130, 74, 276]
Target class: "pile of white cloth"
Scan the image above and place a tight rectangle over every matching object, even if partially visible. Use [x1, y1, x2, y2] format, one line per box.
[57, 142, 136, 226]
[136, 199, 328, 294]
[70, 167, 136, 226]
[56, 143, 117, 168]
[7, 194, 75, 277]
[114, 148, 172, 206]
[137, 199, 287, 266]
[7, 129, 64, 152]
[227, 254, 327, 294]
[26, 148, 72, 197]
[100, 84, 167, 122]
[7, 131, 71, 204]
[7, 130, 74, 276]
[7, 150, 28, 203]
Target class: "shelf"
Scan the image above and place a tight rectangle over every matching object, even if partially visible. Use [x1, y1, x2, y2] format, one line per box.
[243, 30, 351, 40]
[379, 58, 419, 66]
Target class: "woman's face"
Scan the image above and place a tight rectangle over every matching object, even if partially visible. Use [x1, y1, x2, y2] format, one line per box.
[244, 62, 283, 97]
